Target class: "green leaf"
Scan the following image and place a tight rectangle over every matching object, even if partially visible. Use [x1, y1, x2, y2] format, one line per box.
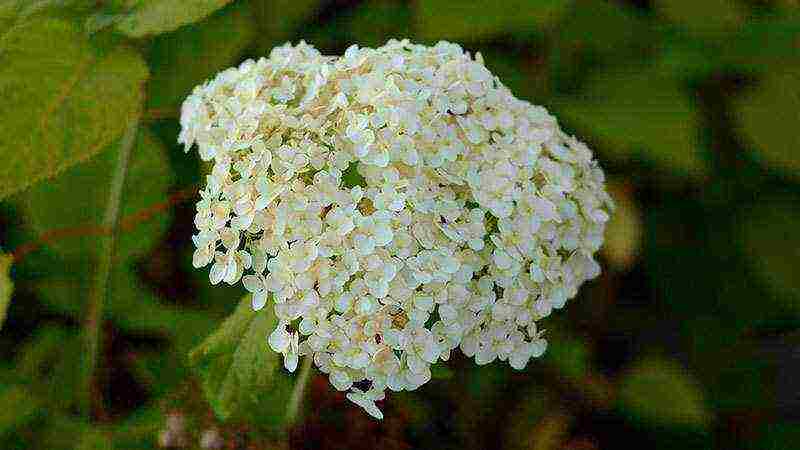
[147, 2, 256, 115]
[75, 430, 115, 450]
[618, 356, 711, 427]
[0, 0, 95, 31]
[0, 385, 41, 436]
[738, 195, 800, 311]
[0, 18, 148, 200]
[430, 363, 454, 380]
[415, 0, 570, 41]
[34, 263, 216, 351]
[0, 251, 12, 329]
[305, 0, 412, 50]
[656, 14, 800, 78]
[733, 70, 800, 181]
[189, 295, 282, 420]
[543, 333, 590, 380]
[253, 0, 320, 45]
[752, 422, 800, 450]
[16, 325, 72, 377]
[552, 67, 708, 180]
[549, 0, 655, 92]
[115, 0, 234, 38]
[17, 129, 173, 261]
[657, 0, 746, 37]
[14, 325, 83, 411]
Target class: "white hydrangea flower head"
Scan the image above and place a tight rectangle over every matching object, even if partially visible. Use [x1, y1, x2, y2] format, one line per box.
[180, 40, 613, 419]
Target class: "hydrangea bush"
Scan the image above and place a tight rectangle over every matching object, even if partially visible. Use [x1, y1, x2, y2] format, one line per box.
[180, 39, 612, 419]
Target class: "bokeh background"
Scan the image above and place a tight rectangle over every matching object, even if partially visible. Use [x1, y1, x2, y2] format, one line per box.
[0, 0, 798, 449]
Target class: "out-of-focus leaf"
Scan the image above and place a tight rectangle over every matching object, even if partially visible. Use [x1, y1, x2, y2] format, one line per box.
[147, 2, 257, 115]
[602, 181, 642, 271]
[0, 385, 41, 435]
[557, 0, 653, 56]
[683, 317, 773, 411]
[415, 0, 570, 41]
[189, 295, 282, 420]
[543, 329, 613, 407]
[75, 430, 114, 450]
[657, 0, 746, 36]
[0, 251, 12, 328]
[717, 13, 800, 68]
[550, 0, 655, 92]
[16, 325, 72, 377]
[543, 333, 590, 380]
[18, 129, 173, 261]
[253, 0, 320, 50]
[34, 264, 216, 351]
[112, 404, 163, 441]
[36, 416, 101, 450]
[0, 0, 95, 29]
[752, 422, 800, 450]
[303, 0, 412, 53]
[733, 70, 800, 181]
[0, 18, 148, 200]
[430, 364, 454, 380]
[738, 196, 800, 310]
[527, 410, 572, 450]
[553, 68, 708, 180]
[657, 14, 800, 78]
[504, 385, 554, 450]
[114, 0, 234, 38]
[14, 326, 83, 411]
[619, 356, 711, 427]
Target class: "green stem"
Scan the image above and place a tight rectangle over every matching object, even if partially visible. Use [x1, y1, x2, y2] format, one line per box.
[285, 356, 314, 426]
[81, 120, 138, 417]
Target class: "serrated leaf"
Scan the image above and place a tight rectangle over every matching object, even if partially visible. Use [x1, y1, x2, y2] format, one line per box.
[0, 18, 148, 200]
[115, 0, 234, 38]
[553, 68, 708, 180]
[189, 295, 282, 420]
[415, 0, 570, 41]
[738, 196, 800, 310]
[147, 2, 256, 115]
[17, 129, 173, 261]
[619, 357, 711, 427]
[733, 70, 800, 181]
[0, 251, 12, 329]
[601, 181, 642, 271]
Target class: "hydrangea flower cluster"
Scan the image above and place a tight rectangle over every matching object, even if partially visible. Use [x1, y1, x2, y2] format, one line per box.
[180, 40, 612, 419]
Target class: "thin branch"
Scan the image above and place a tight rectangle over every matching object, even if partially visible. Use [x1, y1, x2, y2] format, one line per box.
[12, 185, 197, 263]
[285, 356, 315, 426]
[81, 120, 138, 417]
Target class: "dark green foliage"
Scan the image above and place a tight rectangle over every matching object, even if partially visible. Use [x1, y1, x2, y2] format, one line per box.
[0, 1, 796, 448]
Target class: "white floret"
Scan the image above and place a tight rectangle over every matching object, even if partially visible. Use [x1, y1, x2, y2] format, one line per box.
[180, 39, 613, 419]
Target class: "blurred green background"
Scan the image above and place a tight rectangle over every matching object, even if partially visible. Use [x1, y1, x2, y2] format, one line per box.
[0, 0, 798, 449]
